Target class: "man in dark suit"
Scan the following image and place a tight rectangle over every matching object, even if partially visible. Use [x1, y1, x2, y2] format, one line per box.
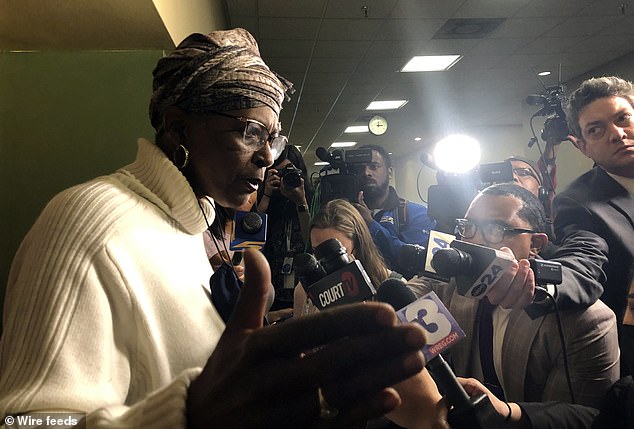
[553, 76, 634, 376]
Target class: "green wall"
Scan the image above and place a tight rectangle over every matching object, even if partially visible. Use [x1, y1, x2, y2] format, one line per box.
[0, 50, 164, 331]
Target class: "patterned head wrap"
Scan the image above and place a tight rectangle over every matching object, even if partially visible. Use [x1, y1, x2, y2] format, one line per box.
[149, 28, 293, 131]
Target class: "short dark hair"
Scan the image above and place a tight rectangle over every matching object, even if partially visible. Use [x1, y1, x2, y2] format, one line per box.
[479, 183, 547, 233]
[505, 156, 543, 186]
[566, 76, 634, 138]
[360, 144, 392, 168]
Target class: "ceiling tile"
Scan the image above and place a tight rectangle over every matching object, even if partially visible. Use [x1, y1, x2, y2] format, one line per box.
[325, 0, 399, 18]
[259, 0, 329, 18]
[470, 38, 532, 55]
[313, 40, 373, 58]
[391, 0, 466, 19]
[491, 17, 565, 38]
[454, 0, 532, 18]
[515, 0, 595, 17]
[376, 19, 446, 40]
[317, 19, 384, 41]
[542, 15, 622, 37]
[518, 36, 586, 54]
[259, 17, 321, 40]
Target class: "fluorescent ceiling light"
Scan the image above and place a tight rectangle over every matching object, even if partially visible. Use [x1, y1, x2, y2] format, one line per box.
[537, 71, 551, 76]
[400, 55, 462, 72]
[330, 141, 357, 148]
[366, 100, 408, 110]
[414, 137, 422, 141]
[314, 161, 330, 166]
[344, 125, 369, 133]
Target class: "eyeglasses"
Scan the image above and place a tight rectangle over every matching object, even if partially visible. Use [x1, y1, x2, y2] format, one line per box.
[456, 218, 536, 244]
[513, 167, 540, 184]
[209, 111, 287, 160]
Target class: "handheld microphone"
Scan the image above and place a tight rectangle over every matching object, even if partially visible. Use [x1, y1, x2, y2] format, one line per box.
[374, 278, 416, 310]
[374, 280, 476, 421]
[294, 253, 327, 297]
[230, 211, 268, 250]
[387, 286, 502, 428]
[303, 238, 376, 310]
[399, 230, 457, 281]
[431, 240, 516, 299]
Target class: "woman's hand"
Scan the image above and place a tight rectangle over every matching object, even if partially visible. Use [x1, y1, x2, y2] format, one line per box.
[280, 177, 307, 206]
[187, 249, 428, 428]
[263, 168, 281, 196]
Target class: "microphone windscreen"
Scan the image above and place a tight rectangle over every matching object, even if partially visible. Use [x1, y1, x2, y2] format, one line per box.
[375, 278, 417, 311]
[293, 253, 326, 288]
[316, 147, 332, 163]
[431, 248, 470, 277]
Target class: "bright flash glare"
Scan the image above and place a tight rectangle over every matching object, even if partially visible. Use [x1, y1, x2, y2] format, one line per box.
[433, 135, 481, 174]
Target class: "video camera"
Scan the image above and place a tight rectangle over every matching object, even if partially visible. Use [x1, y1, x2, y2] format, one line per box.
[427, 161, 514, 234]
[314, 146, 373, 207]
[526, 84, 571, 143]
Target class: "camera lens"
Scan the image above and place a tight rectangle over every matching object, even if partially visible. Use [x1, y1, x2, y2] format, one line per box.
[281, 165, 302, 189]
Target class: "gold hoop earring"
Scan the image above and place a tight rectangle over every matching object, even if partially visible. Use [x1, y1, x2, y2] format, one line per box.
[172, 144, 189, 169]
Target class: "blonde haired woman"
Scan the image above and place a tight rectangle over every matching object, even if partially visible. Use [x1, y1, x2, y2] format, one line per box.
[294, 198, 403, 316]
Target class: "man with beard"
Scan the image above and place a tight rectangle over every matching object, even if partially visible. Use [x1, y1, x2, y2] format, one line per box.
[353, 144, 434, 278]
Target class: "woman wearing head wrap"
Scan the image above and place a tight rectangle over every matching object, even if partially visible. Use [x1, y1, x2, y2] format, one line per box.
[0, 29, 428, 428]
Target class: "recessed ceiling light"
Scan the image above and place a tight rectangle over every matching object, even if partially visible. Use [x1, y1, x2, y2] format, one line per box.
[388, 152, 393, 155]
[414, 137, 422, 141]
[400, 55, 462, 72]
[537, 71, 551, 76]
[366, 100, 408, 110]
[314, 161, 330, 166]
[344, 125, 369, 133]
[331, 141, 357, 148]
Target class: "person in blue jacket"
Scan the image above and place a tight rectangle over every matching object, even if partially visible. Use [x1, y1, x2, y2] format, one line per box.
[353, 144, 435, 278]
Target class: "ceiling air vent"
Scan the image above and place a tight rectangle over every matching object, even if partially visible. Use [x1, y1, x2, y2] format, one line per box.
[432, 18, 505, 39]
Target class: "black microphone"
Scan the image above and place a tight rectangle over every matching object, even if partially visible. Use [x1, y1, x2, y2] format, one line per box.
[373, 279, 477, 418]
[380, 280, 504, 428]
[374, 278, 416, 311]
[294, 253, 326, 294]
[303, 238, 376, 310]
[431, 240, 516, 299]
[316, 147, 333, 163]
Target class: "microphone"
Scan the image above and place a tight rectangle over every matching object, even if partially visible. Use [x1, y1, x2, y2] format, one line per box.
[375, 280, 476, 420]
[390, 287, 503, 428]
[431, 240, 515, 299]
[316, 147, 333, 163]
[374, 278, 416, 311]
[399, 229, 458, 281]
[294, 253, 327, 299]
[302, 238, 376, 310]
[230, 211, 268, 250]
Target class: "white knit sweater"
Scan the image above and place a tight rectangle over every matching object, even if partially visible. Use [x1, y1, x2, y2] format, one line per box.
[0, 139, 225, 428]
